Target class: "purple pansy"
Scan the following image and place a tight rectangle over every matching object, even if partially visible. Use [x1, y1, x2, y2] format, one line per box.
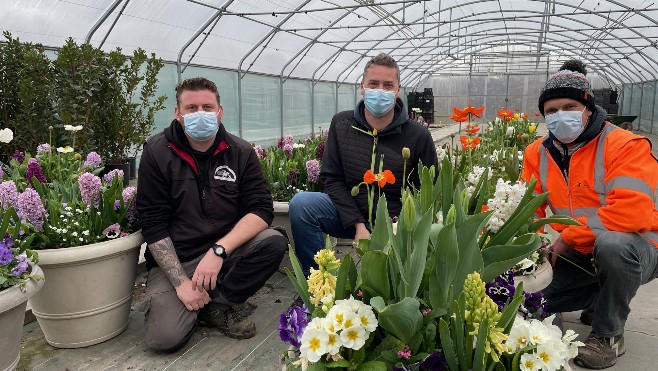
[102, 223, 121, 239]
[278, 305, 309, 348]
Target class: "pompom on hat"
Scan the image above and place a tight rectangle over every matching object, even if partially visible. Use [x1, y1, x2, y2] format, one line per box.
[538, 59, 596, 115]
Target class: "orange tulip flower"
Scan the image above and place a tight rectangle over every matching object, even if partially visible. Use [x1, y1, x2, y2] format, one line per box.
[497, 107, 513, 122]
[459, 136, 481, 149]
[363, 169, 396, 187]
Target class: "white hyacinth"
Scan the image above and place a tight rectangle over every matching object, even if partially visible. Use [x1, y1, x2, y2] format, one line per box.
[436, 146, 447, 162]
[465, 166, 492, 197]
[486, 179, 527, 233]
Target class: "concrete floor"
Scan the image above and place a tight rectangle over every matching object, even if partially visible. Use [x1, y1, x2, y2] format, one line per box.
[17, 122, 658, 370]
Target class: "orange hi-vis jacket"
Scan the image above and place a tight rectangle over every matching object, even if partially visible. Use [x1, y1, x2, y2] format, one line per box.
[522, 123, 658, 255]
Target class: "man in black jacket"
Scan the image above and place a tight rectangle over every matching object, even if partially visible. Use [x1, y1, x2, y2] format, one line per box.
[289, 53, 438, 275]
[136, 77, 287, 352]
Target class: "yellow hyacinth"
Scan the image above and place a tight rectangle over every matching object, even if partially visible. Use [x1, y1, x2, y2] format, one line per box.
[464, 272, 486, 311]
[314, 249, 341, 272]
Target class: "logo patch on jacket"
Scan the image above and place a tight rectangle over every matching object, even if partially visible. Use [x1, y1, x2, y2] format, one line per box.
[214, 166, 236, 182]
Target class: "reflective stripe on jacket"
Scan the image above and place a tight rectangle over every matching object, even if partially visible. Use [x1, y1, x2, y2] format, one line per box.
[522, 123, 658, 254]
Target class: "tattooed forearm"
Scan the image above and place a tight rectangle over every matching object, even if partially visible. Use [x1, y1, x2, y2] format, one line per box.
[148, 237, 187, 287]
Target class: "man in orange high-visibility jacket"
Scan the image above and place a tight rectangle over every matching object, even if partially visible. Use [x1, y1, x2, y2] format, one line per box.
[522, 60, 658, 370]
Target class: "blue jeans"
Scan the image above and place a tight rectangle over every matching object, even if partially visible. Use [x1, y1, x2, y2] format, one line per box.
[289, 192, 357, 276]
[542, 231, 658, 337]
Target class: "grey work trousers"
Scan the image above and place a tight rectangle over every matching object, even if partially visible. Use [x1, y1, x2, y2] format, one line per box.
[143, 228, 287, 352]
[542, 231, 658, 337]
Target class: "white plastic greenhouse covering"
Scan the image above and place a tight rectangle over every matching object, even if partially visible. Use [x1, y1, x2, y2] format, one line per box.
[2, 0, 658, 141]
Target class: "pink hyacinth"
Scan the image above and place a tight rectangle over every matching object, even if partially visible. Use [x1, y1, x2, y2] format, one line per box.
[103, 169, 124, 185]
[36, 143, 51, 155]
[84, 151, 102, 168]
[0, 166, 4, 180]
[254, 145, 266, 159]
[305, 159, 320, 183]
[18, 188, 46, 231]
[283, 143, 293, 158]
[78, 172, 102, 207]
[283, 135, 294, 147]
[26, 158, 46, 186]
[0, 181, 19, 211]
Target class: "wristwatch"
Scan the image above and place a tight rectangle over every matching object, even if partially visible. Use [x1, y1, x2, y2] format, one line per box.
[212, 244, 228, 259]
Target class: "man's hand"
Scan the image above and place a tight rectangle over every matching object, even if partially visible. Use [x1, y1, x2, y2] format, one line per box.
[353, 222, 371, 247]
[175, 280, 211, 311]
[192, 249, 223, 291]
[549, 236, 573, 267]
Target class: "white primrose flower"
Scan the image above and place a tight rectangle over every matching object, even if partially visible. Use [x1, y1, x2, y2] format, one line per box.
[339, 325, 367, 350]
[357, 306, 378, 332]
[519, 353, 542, 371]
[299, 328, 329, 362]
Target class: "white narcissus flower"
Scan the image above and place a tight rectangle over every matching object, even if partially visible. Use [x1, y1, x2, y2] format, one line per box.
[64, 125, 83, 131]
[57, 146, 74, 153]
[299, 328, 329, 363]
[339, 325, 367, 350]
[0, 128, 13, 143]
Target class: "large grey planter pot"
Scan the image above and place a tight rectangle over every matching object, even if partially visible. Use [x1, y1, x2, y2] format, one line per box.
[0, 263, 44, 371]
[515, 261, 553, 293]
[28, 231, 143, 349]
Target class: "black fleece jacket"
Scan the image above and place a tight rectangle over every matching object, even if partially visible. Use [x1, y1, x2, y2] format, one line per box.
[136, 120, 274, 270]
[321, 98, 438, 229]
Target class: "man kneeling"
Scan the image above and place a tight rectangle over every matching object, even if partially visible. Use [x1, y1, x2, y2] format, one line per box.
[136, 77, 287, 351]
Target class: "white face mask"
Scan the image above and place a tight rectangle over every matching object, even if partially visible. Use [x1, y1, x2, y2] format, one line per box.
[545, 108, 586, 143]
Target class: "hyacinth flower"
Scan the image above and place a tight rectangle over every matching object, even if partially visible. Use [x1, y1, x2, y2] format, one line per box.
[26, 158, 46, 187]
[84, 151, 102, 168]
[305, 159, 320, 183]
[0, 180, 19, 211]
[78, 172, 102, 208]
[17, 188, 47, 231]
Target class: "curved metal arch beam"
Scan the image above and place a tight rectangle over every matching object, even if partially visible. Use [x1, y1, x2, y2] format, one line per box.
[395, 27, 635, 86]
[237, 0, 312, 78]
[335, 0, 657, 86]
[308, 2, 411, 83]
[390, 1, 658, 82]
[85, 0, 124, 44]
[400, 32, 634, 87]
[279, 8, 356, 83]
[176, 0, 235, 84]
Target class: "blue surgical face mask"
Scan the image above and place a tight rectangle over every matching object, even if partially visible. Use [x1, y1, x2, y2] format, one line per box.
[545, 108, 586, 144]
[181, 111, 219, 141]
[364, 88, 396, 117]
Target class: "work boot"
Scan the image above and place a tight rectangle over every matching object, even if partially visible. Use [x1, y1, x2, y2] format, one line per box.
[580, 308, 594, 326]
[574, 330, 625, 369]
[198, 303, 257, 339]
[231, 300, 258, 318]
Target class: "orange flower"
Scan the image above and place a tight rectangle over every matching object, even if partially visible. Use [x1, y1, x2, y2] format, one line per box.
[363, 169, 396, 187]
[522, 113, 529, 120]
[481, 204, 489, 212]
[459, 136, 481, 149]
[497, 107, 513, 122]
[465, 123, 480, 133]
[453, 106, 466, 117]
[464, 105, 485, 118]
[534, 113, 542, 117]
[450, 114, 468, 123]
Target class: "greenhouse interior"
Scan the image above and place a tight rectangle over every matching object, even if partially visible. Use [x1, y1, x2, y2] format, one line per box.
[1, 1, 658, 370]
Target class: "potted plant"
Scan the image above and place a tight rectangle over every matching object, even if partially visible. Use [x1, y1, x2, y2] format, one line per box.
[92, 47, 166, 183]
[0, 128, 45, 370]
[256, 131, 327, 246]
[1, 128, 142, 349]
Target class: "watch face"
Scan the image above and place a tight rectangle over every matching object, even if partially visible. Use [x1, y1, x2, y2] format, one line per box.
[214, 245, 226, 257]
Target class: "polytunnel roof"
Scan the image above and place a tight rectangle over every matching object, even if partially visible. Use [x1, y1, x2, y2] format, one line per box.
[3, 0, 658, 86]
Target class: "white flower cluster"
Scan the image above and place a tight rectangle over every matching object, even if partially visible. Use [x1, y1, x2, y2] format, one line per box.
[293, 143, 306, 149]
[299, 297, 378, 363]
[465, 166, 492, 197]
[505, 315, 584, 371]
[436, 146, 447, 162]
[486, 179, 527, 233]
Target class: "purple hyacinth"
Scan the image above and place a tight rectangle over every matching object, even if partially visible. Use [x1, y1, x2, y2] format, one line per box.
[10, 252, 28, 276]
[26, 158, 46, 186]
[17, 188, 46, 231]
[12, 150, 25, 164]
[36, 143, 51, 155]
[122, 187, 137, 222]
[84, 151, 102, 168]
[316, 140, 325, 159]
[277, 137, 284, 149]
[322, 128, 329, 139]
[0, 245, 12, 265]
[253, 145, 266, 160]
[306, 159, 320, 183]
[114, 199, 121, 211]
[278, 305, 309, 348]
[288, 168, 299, 186]
[78, 172, 102, 208]
[0, 181, 19, 211]
[283, 143, 293, 159]
[0, 166, 3, 179]
[103, 169, 124, 185]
